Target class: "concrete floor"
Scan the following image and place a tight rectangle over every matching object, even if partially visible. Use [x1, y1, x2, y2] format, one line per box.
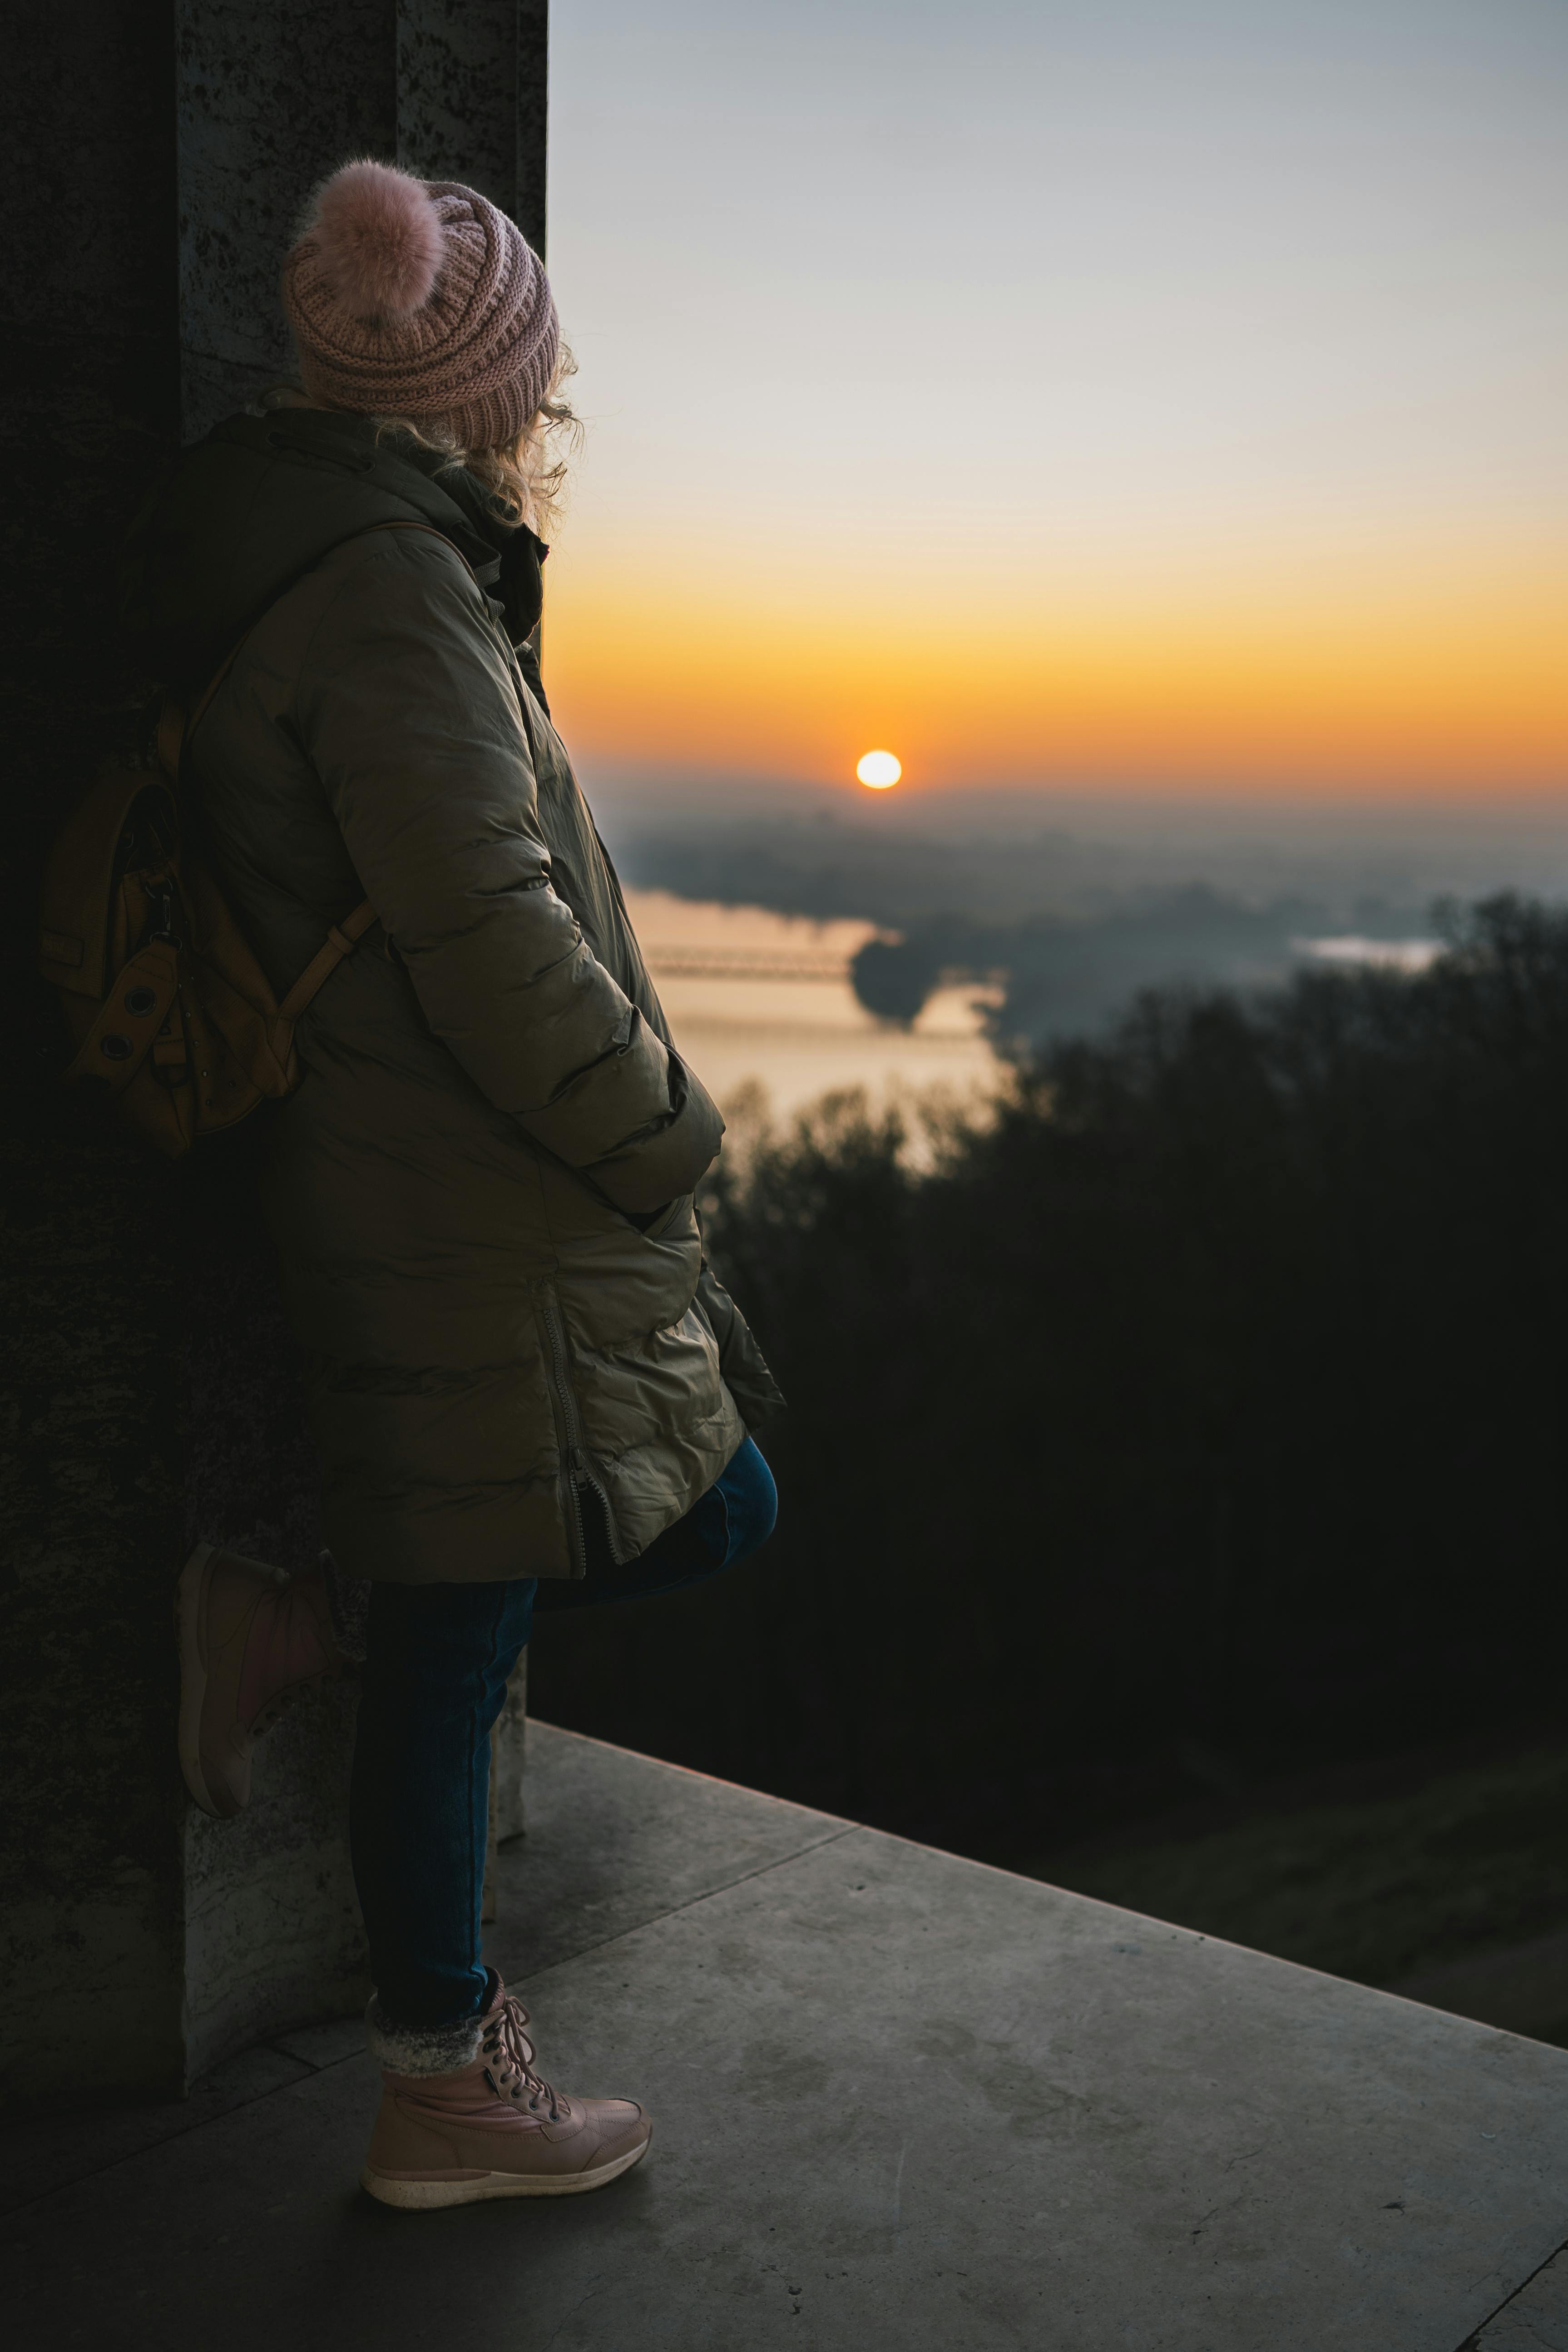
[6, 1721, 1568, 2351]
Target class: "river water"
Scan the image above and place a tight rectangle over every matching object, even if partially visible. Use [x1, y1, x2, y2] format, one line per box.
[623, 888, 1003, 1128]
[624, 888, 1445, 1136]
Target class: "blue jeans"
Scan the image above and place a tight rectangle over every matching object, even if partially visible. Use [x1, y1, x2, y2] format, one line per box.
[349, 1438, 777, 2030]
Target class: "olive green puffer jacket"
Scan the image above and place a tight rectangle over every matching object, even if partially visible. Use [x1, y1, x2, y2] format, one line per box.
[123, 408, 782, 1583]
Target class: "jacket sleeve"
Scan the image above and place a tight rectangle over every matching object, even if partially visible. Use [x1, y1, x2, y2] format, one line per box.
[296, 533, 722, 1213]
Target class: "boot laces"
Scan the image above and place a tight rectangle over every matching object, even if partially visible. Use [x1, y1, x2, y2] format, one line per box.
[481, 1993, 566, 2123]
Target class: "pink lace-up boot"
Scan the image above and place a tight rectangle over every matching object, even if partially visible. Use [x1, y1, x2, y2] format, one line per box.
[177, 1543, 343, 1818]
[361, 1972, 652, 2209]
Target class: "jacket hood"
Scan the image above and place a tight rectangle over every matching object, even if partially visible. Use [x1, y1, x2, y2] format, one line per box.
[120, 408, 511, 685]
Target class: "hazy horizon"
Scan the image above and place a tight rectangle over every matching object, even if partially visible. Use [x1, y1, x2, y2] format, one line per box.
[588, 771, 1568, 919]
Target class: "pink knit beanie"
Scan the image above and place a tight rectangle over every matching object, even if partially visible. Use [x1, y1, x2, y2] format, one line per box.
[281, 160, 559, 450]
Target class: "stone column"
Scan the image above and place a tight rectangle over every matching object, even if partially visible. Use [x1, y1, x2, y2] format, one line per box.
[398, 0, 549, 253]
[0, 0, 547, 2105]
[2, 0, 190, 2114]
[179, 0, 549, 437]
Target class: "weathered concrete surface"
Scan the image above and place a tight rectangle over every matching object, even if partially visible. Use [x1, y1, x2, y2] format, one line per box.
[182, 1681, 368, 2084]
[486, 1714, 849, 1978]
[492, 1655, 530, 1844]
[6, 1723, 1568, 2351]
[398, 0, 549, 248]
[0, 0, 186, 2112]
[176, 0, 398, 435]
[0, 1139, 188, 2108]
[1473, 2248, 1568, 2349]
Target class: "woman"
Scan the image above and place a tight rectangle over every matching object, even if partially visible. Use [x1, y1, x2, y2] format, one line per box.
[123, 161, 782, 2208]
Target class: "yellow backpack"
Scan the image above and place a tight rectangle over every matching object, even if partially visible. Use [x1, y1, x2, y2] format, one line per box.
[37, 520, 453, 1158]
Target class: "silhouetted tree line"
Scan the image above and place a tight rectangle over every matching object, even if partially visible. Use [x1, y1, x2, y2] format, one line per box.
[528, 896, 1568, 1852]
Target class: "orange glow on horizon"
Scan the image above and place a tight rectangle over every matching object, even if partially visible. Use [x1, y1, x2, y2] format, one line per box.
[543, 537, 1568, 802]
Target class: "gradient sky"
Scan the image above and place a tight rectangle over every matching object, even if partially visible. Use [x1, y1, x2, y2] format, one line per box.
[544, 0, 1568, 804]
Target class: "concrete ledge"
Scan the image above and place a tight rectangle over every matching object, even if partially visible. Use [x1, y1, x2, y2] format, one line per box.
[7, 1722, 1568, 2350]
[1394, 1927, 1568, 2049]
[1469, 2246, 1568, 2348]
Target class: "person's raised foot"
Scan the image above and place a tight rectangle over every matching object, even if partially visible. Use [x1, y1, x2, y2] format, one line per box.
[177, 1543, 342, 1818]
[361, 1972, 652, 2209]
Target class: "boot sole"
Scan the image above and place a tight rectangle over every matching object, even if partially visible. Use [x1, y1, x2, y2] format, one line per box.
[176, 1542, 224, 1818]
[360, 2132, 652, 2209]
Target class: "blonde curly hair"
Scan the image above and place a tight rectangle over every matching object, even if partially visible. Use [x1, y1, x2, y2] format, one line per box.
[260, 347, 581, 537]
[374, 344, 581, 536]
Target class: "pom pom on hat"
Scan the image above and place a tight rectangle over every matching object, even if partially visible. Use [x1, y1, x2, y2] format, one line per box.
[283, 163, 560, 449]
[306, 159, 445, 321]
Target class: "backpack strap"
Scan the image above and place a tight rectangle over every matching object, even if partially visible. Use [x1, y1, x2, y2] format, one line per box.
[276, 898, 382, 1022]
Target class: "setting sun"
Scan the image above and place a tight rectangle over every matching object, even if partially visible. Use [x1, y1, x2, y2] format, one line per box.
[856, 750, 902, 790]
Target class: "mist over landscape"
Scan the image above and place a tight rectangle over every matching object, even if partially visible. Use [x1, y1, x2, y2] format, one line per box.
[604, 786, 1568, 1050]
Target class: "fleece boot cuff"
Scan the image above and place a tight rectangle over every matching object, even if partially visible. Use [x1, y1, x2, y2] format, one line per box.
[366, 1995, 485, 2078]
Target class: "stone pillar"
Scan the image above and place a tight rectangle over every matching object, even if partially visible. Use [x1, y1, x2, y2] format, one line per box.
[175, 2, 398, 436]
[2, 0, 189, 2114]
[398, 0, 549, 252]
[0, 0, 547, 2106]
[178, 0, 549, 437]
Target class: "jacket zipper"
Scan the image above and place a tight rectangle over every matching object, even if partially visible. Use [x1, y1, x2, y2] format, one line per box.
[537, 1278, 619, 1577]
